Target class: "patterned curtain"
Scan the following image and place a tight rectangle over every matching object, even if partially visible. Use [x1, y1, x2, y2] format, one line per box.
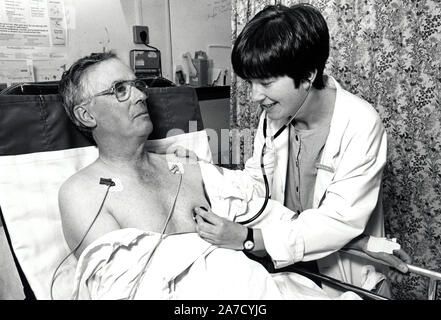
[231, 0, 441, 300]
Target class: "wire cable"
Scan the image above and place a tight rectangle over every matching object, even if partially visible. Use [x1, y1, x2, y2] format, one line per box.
[50, 182, 113, 300]
[140, 32, 163, 78]
[127, 172, 183, 299]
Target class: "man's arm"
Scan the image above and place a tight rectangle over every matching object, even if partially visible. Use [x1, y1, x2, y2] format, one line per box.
[345, 234, 412, 280]
[58, 175, 120, 258]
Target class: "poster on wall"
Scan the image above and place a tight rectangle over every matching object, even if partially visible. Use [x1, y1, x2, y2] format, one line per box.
[0, 59, 34, 86]
[0, 0, 67, 87]
[0, 0, 66, 47]
[48, 0, 66, 46]
[33, 58, 66, 81]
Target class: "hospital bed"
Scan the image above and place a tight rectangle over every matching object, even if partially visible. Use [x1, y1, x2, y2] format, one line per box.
[0, 80, 439, 300]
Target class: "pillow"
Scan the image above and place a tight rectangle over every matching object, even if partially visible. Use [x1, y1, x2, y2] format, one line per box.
[146, 86, 204, 140]
[146, 130, 212, 163]
[0, 146, 98, 299]
[0, 86, 203, 157]
[0, 94, 94, 156]
[0, 225, 25, 299]
[0, 131, 212, 299]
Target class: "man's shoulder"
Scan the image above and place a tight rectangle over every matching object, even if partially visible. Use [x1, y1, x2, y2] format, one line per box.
[59, 163, 101, 201]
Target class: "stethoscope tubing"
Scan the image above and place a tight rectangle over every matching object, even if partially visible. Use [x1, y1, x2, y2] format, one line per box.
[238, 81, 311, 225]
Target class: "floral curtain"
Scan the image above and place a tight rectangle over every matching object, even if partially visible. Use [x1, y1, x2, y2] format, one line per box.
[231, 0, 441, 300]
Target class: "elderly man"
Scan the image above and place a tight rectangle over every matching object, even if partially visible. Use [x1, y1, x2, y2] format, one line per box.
[58, 52, 407, 300]
[58, 52, 208, 256]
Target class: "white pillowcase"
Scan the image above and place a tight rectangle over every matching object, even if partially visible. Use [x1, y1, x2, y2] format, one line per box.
[0, 146, 98, 300]
[0, 130, 212, 299]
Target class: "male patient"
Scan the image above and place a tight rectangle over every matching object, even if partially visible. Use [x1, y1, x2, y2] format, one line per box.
[58, 51, 207, 257]
[58, 52, 406, 300]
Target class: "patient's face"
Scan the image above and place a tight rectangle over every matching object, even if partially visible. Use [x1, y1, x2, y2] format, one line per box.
[84, 58, 153, 139]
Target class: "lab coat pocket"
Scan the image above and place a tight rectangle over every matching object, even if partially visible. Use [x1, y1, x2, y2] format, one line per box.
[313, 162, 335, 207]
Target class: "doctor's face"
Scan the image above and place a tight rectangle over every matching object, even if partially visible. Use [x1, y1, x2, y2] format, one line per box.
[249, 75, 310, 122]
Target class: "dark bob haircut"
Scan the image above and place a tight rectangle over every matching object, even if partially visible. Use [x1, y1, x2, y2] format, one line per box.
[231, 3, 329, 89]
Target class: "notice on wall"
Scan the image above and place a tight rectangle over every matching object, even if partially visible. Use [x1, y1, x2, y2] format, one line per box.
[48, 0, 66, 46]
[0, 0, 66, 47]
[0, 59, 34, 86]
[33, 58, 66, 81]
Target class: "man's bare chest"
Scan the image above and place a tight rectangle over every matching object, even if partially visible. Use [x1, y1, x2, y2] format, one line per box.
[103, 164, 210, 233]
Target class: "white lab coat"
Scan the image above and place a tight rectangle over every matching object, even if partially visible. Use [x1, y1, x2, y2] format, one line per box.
[238, 76, 388, 292]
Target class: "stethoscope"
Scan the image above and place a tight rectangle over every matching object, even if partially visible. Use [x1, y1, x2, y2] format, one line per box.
[238, 80, 312, 225]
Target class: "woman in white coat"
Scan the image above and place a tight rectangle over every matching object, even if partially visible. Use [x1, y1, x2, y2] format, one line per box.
[192, 3, 410, 295]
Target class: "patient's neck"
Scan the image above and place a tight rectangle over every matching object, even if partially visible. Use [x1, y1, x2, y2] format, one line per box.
[97, 141, 157, 178]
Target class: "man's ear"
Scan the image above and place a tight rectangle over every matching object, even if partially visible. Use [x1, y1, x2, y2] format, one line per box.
[73, 105, 96, 129]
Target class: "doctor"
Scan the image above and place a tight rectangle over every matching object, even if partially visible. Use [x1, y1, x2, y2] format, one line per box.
[192, 3, 410, 292]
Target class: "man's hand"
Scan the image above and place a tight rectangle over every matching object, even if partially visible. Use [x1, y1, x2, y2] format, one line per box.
[346, 235, 412, 282]
[365, 248, 412, 282]
[193, 206, 247, 250]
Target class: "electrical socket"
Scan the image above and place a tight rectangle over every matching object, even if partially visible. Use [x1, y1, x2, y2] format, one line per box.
[133, 25, 149, 44]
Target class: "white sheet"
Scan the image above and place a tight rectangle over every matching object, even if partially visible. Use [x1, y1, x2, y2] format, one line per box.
[72, 228, 360, 300]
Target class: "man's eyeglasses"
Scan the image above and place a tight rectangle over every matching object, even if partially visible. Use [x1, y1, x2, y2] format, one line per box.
[75, 79, 148, 108]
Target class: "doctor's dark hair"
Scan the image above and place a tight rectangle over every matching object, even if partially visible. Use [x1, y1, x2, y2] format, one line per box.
[231, 3, 329, 89]
[58, 51, 117, 136]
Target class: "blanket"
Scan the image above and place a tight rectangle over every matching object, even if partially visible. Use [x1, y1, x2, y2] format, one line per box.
[72, 228, 360, 300]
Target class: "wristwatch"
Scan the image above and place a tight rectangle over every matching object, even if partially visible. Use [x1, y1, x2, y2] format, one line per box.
[243, 227, 255, 252]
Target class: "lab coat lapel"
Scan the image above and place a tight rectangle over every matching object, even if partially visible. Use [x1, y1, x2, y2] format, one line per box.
[269, 77, 350, 206]
[268, 118, 289, 203]
[313, 77, 351, 207]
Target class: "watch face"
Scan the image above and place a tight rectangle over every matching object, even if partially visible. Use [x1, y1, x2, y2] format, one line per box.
[244, 240, 255, 251]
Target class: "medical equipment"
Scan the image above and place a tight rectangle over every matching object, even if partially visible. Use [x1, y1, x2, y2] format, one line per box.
[130, 49, 162, 78]
[130, 28, 163, 78]
[238, 80, 312, 225]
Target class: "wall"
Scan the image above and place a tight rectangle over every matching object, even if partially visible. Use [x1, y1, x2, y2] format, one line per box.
[64, 0, 147, 67]
[168, 0, 231, 83]
[0, 0, 230, 83]
[55, 0, 230, 82]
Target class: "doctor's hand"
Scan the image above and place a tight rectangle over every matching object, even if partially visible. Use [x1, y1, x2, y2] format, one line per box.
[193, 206, 247, 250]
[172, 146, 199, 161]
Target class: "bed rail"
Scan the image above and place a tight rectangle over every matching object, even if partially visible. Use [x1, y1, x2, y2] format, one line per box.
[341, 249, 441, 300]
[289, 266, 388, 300]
